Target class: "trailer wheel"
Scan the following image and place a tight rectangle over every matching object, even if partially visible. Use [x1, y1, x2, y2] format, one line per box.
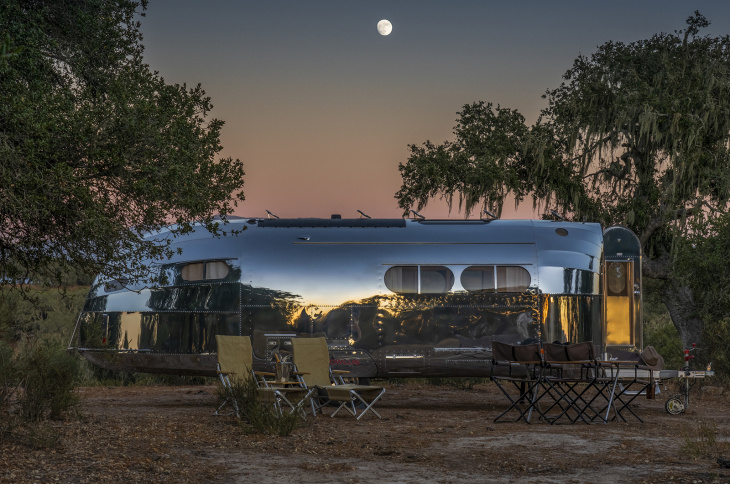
[665, 396, 684, 415]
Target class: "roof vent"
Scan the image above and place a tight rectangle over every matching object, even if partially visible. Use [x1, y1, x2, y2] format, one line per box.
[331, 214, 341, 219]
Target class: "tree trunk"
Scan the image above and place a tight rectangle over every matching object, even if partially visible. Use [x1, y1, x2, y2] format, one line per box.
[662, 282, 705, 352]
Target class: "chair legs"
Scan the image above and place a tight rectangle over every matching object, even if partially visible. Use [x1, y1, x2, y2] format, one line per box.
[605, 380, 649, 423]
[329, 389, 385, 420]
[274, 388, 316, 419]
[215, 395, 240, 418]
[494, 367, 649, 425]
[492, 377, 544, 423]
[215, 372, 240, 418]
[540, 378, 608, 424]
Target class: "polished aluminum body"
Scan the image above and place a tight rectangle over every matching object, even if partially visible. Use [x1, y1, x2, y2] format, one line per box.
[70, 218, 639, 378]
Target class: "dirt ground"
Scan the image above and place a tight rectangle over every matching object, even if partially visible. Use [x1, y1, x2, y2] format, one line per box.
[1, 380, 729, 484]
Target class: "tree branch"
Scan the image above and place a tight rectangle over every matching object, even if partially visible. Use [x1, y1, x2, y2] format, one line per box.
[642, 253, 672, 280]
[640, 203, 703, 247]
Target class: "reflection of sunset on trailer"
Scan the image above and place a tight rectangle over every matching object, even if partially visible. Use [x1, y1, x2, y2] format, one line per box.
[69, 217, 643, 378]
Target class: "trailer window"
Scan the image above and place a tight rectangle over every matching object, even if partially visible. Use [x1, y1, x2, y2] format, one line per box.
[181, 261, 230, 281]
[205, 261, 230, 280]
[497, 266, 531, 292]
[384, 266, 418, 293]
[421, 266, 455, 293]
[103, 277, 131, 292]
[460, 266, 495, 292]
[606, 262, 628, 296]
[384, 266, 454, 294]
[182, 263, 205, 281]
[462, 266, 531, 293]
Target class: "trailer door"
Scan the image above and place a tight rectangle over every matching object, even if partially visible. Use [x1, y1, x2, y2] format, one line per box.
[602, 226, 642, 350]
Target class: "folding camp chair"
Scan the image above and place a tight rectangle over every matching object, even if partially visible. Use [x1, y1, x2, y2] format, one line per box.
[541, 341, 603, 424]
[290, 337, 385, 420]
[599, 347, 660, 423]
[215, 335, 314, 418]
[490, 341, 545, 423]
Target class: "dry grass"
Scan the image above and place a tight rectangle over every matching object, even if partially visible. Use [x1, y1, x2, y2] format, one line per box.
[1, 382, 729, 483]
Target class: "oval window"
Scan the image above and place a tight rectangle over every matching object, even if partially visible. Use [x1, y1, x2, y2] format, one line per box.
[384, 266, 454, 294]
[384, 266, 418, 294]
[461, 266, 496, 293]
[607, 262, 627, 295]
[496, 266, 531, 293]
[420, 266, 454, 294]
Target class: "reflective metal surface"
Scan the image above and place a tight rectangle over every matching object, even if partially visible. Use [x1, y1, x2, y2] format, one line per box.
[69, 219, 638, 377]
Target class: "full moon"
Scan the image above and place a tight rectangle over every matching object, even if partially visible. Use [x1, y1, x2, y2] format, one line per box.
[377, 19, 392, 36]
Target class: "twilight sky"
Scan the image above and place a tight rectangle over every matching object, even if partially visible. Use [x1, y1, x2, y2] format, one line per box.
[140, 1, 730, 220]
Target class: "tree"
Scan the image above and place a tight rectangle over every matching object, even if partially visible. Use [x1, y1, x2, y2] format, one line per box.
[0, 33, 22, 61]
[0, 0, 245, 289]
[396, 12, 730, 348]
[673, 212, 730, 373]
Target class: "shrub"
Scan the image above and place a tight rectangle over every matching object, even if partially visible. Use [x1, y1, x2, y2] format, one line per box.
[14, 341, 80, 422]
[643, 315, 684, 370]
[0, 286, 88, 345]
[0, 340, 18, 441]
[701, 317, 730, 383]
[0, 339, 80, 447]
[133, 373, 213, 386]
[217, 375, 301, 437]
[681, 420, 728, 459]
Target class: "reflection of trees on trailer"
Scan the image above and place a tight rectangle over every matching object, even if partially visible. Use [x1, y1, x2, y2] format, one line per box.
[69, 218, 642, 378]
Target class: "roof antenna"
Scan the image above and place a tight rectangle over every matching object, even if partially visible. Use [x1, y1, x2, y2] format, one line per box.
[357, 209, 371, 219]
[266, 210, 279, 219]
[410, 210, 425, 220]
[481, 209, 498, 220]
[550, 209, 565, 221]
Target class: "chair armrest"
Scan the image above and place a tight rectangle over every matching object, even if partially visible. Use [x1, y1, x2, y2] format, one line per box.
[254, 371, 276, 377]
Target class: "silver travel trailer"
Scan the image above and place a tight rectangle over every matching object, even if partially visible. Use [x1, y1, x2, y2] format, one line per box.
[69, 217, 643, 378]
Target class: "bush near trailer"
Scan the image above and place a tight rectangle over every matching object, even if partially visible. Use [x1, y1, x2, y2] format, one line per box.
[0, 339, 80, 448]
[215, 374, 302, 437]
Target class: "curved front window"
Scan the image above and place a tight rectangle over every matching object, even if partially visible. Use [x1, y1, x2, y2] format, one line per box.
[181, 261, 231, 281]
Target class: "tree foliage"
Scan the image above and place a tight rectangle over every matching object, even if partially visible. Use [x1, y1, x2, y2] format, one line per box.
[396, 12, 730, 347]
[540, 11, 730, 234]
[0, 0, 245, 288]
[675, 212, 730, 322]
[673, 212, 730, 375]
